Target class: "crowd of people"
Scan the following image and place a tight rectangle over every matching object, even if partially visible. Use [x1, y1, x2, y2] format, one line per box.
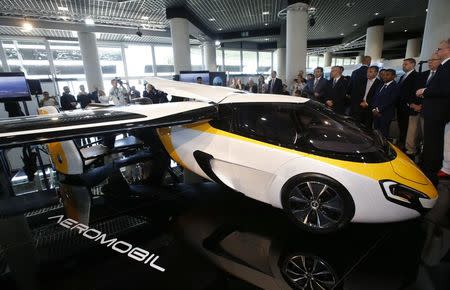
[32, 38, 450, 185]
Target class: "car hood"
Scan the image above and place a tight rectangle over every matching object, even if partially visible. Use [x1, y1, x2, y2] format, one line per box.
[390, 149, 429, 185]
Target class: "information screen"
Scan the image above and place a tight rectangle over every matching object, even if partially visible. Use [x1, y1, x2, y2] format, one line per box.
[0, 72, 32, 102]
[179, 71, 210, 85]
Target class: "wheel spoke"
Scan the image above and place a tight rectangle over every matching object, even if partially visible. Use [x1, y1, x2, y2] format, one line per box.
[317, 184, 328, 199]
[315, 210, 321, 227]
[303, 209, 313, 224]
[321, 203, 343, 214]
[293, 207, 311, 221]
[307, 181, 315, 198]
[289, 195, 309, 204]
[289, 260, 307, 273]
[314, 280, 328, 290]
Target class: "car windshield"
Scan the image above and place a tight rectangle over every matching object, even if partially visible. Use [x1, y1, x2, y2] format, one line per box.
[295, 101, 395, 162]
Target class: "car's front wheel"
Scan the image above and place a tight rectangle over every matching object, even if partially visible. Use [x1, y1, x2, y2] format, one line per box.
[281, 174, 355, 234]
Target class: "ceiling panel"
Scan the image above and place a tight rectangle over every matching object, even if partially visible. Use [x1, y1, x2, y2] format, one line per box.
[0, 0, 429, 43]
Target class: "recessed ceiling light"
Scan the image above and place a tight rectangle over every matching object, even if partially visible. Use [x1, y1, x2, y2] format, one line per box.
[208, 18, 216, 21]
[404, 29, 408, 32]
[374, 12, 380, 16]
[57, 6, 69, 11]
[340, 33, 344, 36]
[346, 2, 355, 8]
[426, 8, 428, 12]
[353, 23, 358, 26]
[215, 40, 221, 46]
[141, 16, 149, 20]
[84, 18, 95, 25]
[262, 11, 269, 15]
[390, 20, 395, 24]
[22, 22, 33, 32]
[264, 23, 268, 26]
[218, 28, 223, 31]
[264, 38, 269, 41]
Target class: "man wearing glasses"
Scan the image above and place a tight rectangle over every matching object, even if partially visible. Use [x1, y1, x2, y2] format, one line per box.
[416, 39, 450, 185]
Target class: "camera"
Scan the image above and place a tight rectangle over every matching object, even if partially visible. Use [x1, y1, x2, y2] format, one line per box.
[309, 16, 316, 27]
[115, 77, 123, 86]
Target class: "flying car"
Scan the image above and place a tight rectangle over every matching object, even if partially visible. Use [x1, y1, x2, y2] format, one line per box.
[0, 78, 438, 233]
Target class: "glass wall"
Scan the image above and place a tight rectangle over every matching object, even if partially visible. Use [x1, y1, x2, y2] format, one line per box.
[190, 46, 203, 71]
[242, 50, 257, 74]
[216, 49, 223, 71]
[258, 51, 272, 74]
[224, 49, 241, 72]
[154, 45, 174, 76]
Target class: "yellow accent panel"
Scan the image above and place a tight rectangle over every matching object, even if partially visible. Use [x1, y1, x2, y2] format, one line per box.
[156, 127, 189, 169]
[47, 142, 69, 175]
[185, 122, 438, 199]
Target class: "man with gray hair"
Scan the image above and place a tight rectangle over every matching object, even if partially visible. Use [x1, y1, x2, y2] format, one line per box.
[416, 38, 450, 185]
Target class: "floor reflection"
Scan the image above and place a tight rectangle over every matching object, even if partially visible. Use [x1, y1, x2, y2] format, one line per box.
[0, 182, 449, 290]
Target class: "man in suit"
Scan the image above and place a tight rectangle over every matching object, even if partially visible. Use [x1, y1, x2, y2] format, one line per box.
[349, 56, 372, 116]
[357, 66, 382, 129]
[268, 71, 283, 94]
[396, 58, 419, 149]
[371, 69, 399, 138]
[405, 56, 440, 158]
[303, 67, 328, 103]
[325, 66, 348, 115]
[416, 39, 450, 185]
[60, 86, 77, 111]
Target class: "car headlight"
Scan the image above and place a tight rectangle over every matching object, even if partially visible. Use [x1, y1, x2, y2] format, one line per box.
[380, 180, 431, 213]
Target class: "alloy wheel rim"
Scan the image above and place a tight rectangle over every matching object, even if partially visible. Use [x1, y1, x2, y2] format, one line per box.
[288, 181, 344, 229]
[283, 254, 337, 290]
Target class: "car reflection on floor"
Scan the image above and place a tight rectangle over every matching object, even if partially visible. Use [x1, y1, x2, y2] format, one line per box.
[0, 182, 449, 290]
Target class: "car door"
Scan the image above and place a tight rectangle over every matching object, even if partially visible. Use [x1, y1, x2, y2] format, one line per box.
[225, 103, 300, 203]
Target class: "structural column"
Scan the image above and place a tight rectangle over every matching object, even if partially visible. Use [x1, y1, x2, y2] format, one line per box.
[364, 18, 384, 62]
[169, 17, 191, 74]
[323, 52, 332, 67]
[420, 0, 450, 60]
[286, 1, 308, 87]
[203, 41, 216, 71]
[276, 23, 286, 82]
[355, 52, 364, 64]
[405, 38, 421, 58]
[77, 32, 104, 92]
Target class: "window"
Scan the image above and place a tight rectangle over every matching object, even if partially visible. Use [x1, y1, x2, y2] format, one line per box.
[124, 45, 153, 77]
[272, 50, 277, 73]
[190, 46, 203, 71]
[216, 49, 223, 71]
[224, 49, 240, 72]
[258, 51, 272, 73]
[154, 46, 174, 76]
[98, 46, 124, 77]
[209, 104, 233, 132]
[242, 51, 257, 74]
[317, 56, 324, 68]
[49, 40, 85, 79]
[233, 104, 297, 147]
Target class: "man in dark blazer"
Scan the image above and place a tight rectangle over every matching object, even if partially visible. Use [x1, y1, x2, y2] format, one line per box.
[396, 58, 419, 149]
[325, 66, 348, 115]
[405, 57, 440, 157]
[351, 65, 382, 128]
[268, 71, 283, 94]
[371, 69, 399, 138]
[349, 56, 371, 116]
[416, 39, 450, 185]
[303, 67, 328, 103]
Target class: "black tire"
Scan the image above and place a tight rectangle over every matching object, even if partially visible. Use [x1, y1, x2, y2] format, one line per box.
[281, 252, 339, 290]
[281, 173, 355, 234]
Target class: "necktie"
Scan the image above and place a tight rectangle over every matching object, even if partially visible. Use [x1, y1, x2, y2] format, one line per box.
[333, 79, 337, 87]
[379, 84, 387, 93]
[399, 75, 405, 84]
[426, 71, 435, 86]
[271, 79, 275, 93]
[313, 79, 318, 89]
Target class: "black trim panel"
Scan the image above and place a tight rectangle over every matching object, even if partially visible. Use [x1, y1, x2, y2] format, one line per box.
[193, 150, 229, 188]
[0, 106, 218, 148]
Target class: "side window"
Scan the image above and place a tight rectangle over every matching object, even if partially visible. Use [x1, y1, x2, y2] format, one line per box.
[210, 104, 233, 132]
[232, 104, 297, 147]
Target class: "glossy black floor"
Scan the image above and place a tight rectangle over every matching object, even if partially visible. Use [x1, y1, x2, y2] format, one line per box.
[0, 180, 449, 290]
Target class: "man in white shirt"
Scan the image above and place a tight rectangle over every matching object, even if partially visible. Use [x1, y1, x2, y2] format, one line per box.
[109, 78, 129, 106]
[358, 66, 382, 128]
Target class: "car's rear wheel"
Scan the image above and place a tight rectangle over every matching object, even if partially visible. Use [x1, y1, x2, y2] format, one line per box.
[281, 174, 355, 233]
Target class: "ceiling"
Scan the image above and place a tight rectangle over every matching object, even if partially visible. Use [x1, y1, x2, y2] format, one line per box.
[0, 0, 428, 48]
